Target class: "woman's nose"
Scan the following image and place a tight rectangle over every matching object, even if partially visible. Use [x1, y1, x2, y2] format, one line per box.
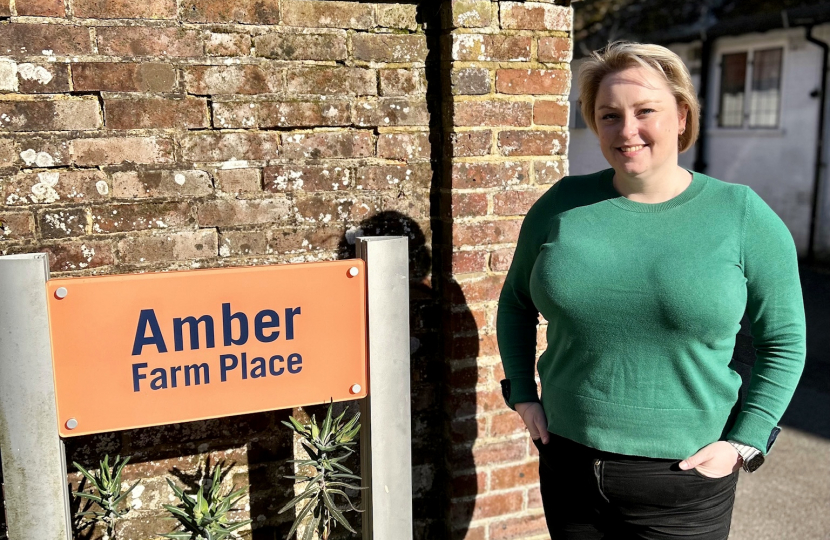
[621, 115, 639, 138]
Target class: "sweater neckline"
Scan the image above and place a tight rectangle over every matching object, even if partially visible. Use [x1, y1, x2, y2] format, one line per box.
[602, 169, 706, 213]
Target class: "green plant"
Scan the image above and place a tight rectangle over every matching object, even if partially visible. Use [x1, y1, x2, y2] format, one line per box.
[162, 466, 252, 540]
[73, 455, 140, 540]
[279, 403, 363, 540]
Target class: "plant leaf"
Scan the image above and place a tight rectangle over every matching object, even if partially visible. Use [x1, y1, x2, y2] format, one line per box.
[322, 489, 356, 533]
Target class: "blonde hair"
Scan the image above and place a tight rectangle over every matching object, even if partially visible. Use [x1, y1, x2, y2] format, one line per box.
[578, 41, 700, 153]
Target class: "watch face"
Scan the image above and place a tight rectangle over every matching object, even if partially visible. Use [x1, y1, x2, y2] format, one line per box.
[745, 453, 765, 473]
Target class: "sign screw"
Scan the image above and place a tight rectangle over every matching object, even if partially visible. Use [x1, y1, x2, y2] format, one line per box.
[351, 384, 362, 394]
[55, 287, 68, 299]
[66, 418, 78, 430]
[348, 266, 359, 277]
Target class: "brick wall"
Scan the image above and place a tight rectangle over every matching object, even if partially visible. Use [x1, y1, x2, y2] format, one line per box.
[0, 0, 571, 538]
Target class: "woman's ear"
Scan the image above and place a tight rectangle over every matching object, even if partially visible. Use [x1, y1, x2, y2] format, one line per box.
[677, 102, 689, 133]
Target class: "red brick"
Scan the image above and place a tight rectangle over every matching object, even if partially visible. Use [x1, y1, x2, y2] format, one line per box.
[0, 1, 9, 15]
[500, 2, 571, 31]
[451, 34, 531, 62]
[534, 100, 569, 126]
[489, 513, 548, 540]
[452, 526, 486, 540]
[38, 240, 114, 272]
[4, 170, 109, 205]
[264, 164, 352, 192]
[493, 189, 545, 216]
[219, 225, 342, 257]
[73, 63, 176, 93]
[380, 191, 429, 219]
[214, 168, 261, 194]
[450, 306, 489, 333]
[534, 159, 567, 184]
[451, 416, 487, 444]
[183, 0, 278, 23]
[105, 97, 208, 129]
[286, 67, 376, 96]
[451, 470, 487, 498]
[118, 229, 218, 264]
[0, 211, 35, 240]
[353, 33, 427, 63]
[70, 136, 174, 166]
[491, 461, 539, 491]
[112, 170, 212, 198]
[496, 69, 570, 95]
[498, 130, 568, 156]
[455, 274, 506, 304]
[74, 0, 176, 19]
[490, 411, 525, 437]
[448, 364, 484, 388]
[16, 63, 70, 93]
[37, 207, 86, 239]
[197, 198, 290, 227]
[377, 4, 417, 30]
[379, 68, 426, 96]
[490, 247, 514, 272]
[184, 64, 282, 95]
[452, 67, 491, 95]
[528, 486, 543, 509]
[454, 100, 531, 127]
[447, 0, 492, 28]
[353, 98, 430, 127]
[280, 131, 373, 159]
[355, 163, 431, 190]
[451, 491, 523, 523]
[377, 132, 430, 160]
[538, 36, 572, 63]
[96, 27, 204, 58]
[0, 24, 91, 57]
[254, 33, 346, 61]
[293, 193, 364, 223]
[181, 132, 280, 162]
[13, 135, 71, 167]
[206, 33, 251, 56]
[91, 202, 192, 233]
[0, 138, 14, 166]
[16, 0, 65, 17]
[213, 100, 350, 129]
[451, 161, 528, 189]
[448, 130, 492, 157]
[448, 192, 487, 218]
[0, 98, 100, 132]
[453, 219, 521, 245]
[281, 0, 374, 29]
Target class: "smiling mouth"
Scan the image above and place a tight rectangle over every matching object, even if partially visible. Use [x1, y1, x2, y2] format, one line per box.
[618, 144, 646, 153]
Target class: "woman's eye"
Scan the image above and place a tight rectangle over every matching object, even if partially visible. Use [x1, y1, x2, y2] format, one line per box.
[601, 113, 618, 120]
[639, 109, 655, 115]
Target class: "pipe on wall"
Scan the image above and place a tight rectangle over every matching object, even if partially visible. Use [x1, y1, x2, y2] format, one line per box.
[805, 26, 829, 262]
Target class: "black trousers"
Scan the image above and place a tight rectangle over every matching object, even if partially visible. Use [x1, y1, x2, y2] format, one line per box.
[536, 433, 739, 540]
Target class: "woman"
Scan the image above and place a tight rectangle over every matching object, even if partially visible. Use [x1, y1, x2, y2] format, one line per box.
[496, 42, 806, 540]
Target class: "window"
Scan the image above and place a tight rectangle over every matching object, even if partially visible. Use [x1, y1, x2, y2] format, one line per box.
[569, 101, 587, 129]
[718, 47, 783, 128]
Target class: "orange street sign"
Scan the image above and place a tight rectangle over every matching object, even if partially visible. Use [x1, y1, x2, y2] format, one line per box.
[47, 260, 367, 437]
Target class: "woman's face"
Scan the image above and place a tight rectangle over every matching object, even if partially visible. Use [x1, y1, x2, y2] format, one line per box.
[594, 66, 687, 183]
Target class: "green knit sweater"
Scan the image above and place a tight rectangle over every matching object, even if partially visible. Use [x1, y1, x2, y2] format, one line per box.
[497, 169, 806, 459]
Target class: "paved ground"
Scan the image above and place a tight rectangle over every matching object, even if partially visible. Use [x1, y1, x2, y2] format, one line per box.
[730, 264, 830, 540]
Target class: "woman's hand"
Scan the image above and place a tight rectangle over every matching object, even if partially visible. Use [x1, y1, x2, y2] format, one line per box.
[515, 402, 550, 444]
[679, 441, 742, 478]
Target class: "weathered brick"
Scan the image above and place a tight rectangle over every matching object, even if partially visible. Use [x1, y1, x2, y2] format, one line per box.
[451, 470, 487, 498]
[0, 210, 34, 239]
[534, 100, 569, 126]
[14, 135, 71, 167]
[452, 67, 491, 95]
[490, 461, 539, 491]
[448, 130, 491, 157]
[451, 34, 531, 62]
[16, 0, 65, 17]
[447, 0, 492, 28]
[16, 63, 70, 93]
[105, 97, 208, 129]
[213, 100, 350, 129]
[181, 132, 280, 162]
[499, 2, 571, 31]
[453, 219, 521, 245]
[353, 33, 427, 63]
[528, 486, 543, 509]
[293, 193, 364, 223]
[0, 59, 13, 91]
[496, 69, 570, 95]
[451, 491, 523, 523]
[0, 98, 101, 132]
[214, 168, 261, 194]
[112, 170, 212, 198]
[451, 415, 487, 444]
[254, 33, 346, 61]
[91, 201, 193, 233]
[218, 229, 267, 256]
[353, 98, 429, 127]
[0, 23, 91, 57]
[197, 198, 290, 227]
[377, 4, 418, 30]
[454, 526, 486, 540]
[498, 130, 567, 156]
[38, 207, 86, 239]
[71, 136, 174, 166]
[183, 0, 278, 23]
[455, 274, 506, 305]
[379, 68, 425, 96]
[4, 170, 109, 205]
[96, 27, 204, 58]
[0, 1, 9, 16]
[185, 64, 282, 95]
[489, 247, 514, 272]
[73, 63, 176, 93]
[264, 164, 352, 192]
[453, 100, 531, 127]
[380, 190, 428, 219]
[118, 229, 218, 263]
[451, 161, 528, 189]
[451, 249, 487, 273]
[73, 0, 176, 19]
[280, 131, 373, 159]
[490, 410, 525, 437]
[38, 240, 114, 271]
[281, 0, 374, 29]
[219, 225, 342, 257]
[0, 137, 14, 166]
[286, 67, 376, 96]
[355, 163, 431, 190]
[534, 158, 567, 184]
[206, 33, 251, 56]
[538, 36, 572, 63]
[449, 192, 487, 218]
[377, 132, 430, 160]
[489, 513, 548, 540]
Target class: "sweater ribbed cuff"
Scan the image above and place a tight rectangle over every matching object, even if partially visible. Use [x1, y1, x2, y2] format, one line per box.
[726, 411, 778, 455]
[503, 377, 539, 410]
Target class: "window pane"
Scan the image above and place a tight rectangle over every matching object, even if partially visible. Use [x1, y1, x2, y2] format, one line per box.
[719, 52, 747, 127]
[749, 48, 782, 128]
